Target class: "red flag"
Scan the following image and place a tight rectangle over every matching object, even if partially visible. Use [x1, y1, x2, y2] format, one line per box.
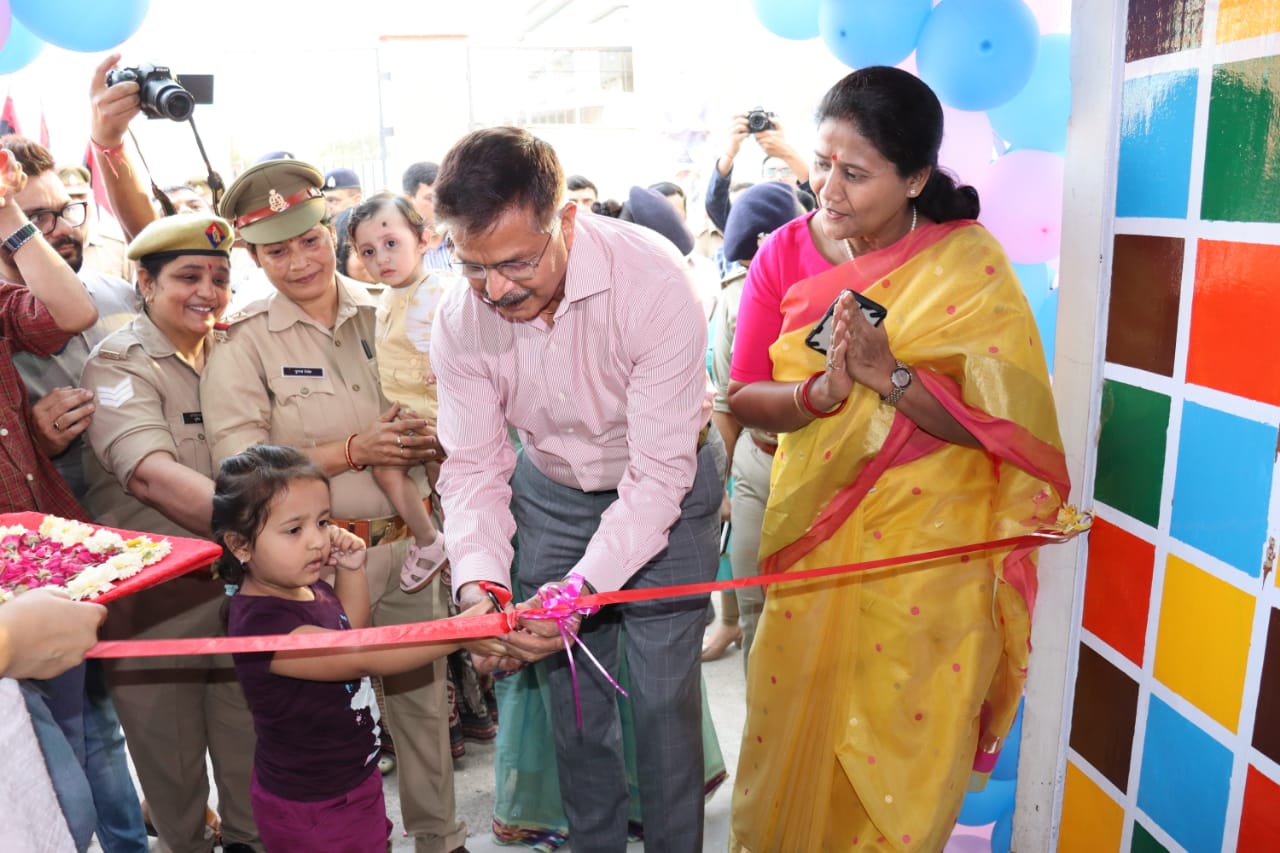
[39, 111, 49, 148]
[84, 141, 115, 218]
[0, 96, 22, 137]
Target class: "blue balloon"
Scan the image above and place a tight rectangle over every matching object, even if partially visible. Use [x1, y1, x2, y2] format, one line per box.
[992, 697, 1026, 780]
[917, 0, 1040, 111]
[988, 34, 1072, 152]
[11, 0, 149, 52]
[0, 16, 44, 75]
[956, 777, 1016, 826]
[753, 0, 821, 40]
[1012, 263, 1057, 373]
[819, 0, 932, 69]
[991, 812, 1014, 853]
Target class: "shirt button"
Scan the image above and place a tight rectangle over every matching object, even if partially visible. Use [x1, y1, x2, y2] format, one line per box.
[301, 387, 311, 396]
[352, 384, 361, 392]
[0, 428, 7, 437]
[197, 433, 206, 441]
[335, 339, 343, 347]
[558, 392, 566, 401]
[548, 342, 557, 351]
[25, 473, 34, 482]
[566, 427, 574, 434]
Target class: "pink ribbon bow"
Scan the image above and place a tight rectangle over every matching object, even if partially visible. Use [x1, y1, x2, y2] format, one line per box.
[524, 574, 627, 727]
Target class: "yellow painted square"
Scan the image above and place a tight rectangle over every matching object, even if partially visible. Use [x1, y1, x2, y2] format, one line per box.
[1217, 0, 1280, 43]
[1059, 761, 1124, 853]
[1153, 555, 1255, 731]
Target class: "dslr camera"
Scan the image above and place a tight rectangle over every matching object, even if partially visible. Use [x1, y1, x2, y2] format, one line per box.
[746, 107, 776, 134]
[106, 63, 196, 122]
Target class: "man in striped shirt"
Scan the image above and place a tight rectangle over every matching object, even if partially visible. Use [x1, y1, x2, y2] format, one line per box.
[432, 126, 723, 853]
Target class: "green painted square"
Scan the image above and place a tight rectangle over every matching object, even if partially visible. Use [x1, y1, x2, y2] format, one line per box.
[1202, 56, 1280, 223]
[1095, 380, 1170, 528]
[1132, 821, 1170, 853]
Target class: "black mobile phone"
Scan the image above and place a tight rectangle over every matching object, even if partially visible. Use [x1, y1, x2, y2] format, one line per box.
[804, 289, 887, 355]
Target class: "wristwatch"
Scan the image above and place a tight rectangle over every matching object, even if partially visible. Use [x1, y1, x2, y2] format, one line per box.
[881, 360, 913, 407]
[1, 222, 38, 254]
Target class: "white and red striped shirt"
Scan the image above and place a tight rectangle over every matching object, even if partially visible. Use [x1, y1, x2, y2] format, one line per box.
[432, 213, 710, 593]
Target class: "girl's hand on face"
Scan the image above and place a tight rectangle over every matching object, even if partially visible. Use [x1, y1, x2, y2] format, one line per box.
[327, 525, 367, 572]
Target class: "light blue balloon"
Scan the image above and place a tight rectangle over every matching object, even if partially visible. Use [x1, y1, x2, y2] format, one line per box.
[992, 697, 1025, 781]
[1012, 263, 1057, 374]
[819, 0, 932, 69]
[988, 34, 1072, 152]
[917, 0, 1039, 111]
[0, 16, 44, 75]
[752, 0, 821, 40]
[11, 0, 149, 53]
[991, 812, 1014, 853]
[956, 777, 1016, 826]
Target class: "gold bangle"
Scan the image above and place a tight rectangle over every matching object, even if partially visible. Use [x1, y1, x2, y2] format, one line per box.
[792, 380, 811, 418]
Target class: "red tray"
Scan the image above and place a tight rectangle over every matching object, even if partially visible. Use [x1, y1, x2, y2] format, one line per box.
[0, 511, 223, 603]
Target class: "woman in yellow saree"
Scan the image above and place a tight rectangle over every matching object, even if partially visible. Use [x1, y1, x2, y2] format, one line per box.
[727, 67, 1069, 853]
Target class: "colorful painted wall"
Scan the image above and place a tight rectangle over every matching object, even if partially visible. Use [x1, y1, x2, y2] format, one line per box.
[1059, 1, 1280, 851]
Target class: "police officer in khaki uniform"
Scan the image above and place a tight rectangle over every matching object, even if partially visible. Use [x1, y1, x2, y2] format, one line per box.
[80, 213, 260, 853]
[201, 160, 468, 853]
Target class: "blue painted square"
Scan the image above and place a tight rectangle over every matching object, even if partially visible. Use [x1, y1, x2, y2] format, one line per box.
[1117, 71, 1198, 219]
[1137, 696, 1232, 853]
[1170, 402, 1276, 575]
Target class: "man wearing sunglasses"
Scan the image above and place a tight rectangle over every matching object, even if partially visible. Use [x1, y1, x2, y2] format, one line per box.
[432, 127, 723, 853]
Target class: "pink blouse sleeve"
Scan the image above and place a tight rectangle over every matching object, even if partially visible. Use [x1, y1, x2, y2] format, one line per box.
[729, 233, 788, 384]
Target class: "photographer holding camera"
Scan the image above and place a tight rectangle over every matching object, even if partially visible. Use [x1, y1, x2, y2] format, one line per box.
[705, 109, 813, 237]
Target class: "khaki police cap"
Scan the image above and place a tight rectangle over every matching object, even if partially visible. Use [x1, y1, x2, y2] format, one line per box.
[218, 158, 327, 245]
[127, 213, 234, 261]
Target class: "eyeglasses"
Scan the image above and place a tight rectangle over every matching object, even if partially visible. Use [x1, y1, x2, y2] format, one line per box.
[451, 230, 555, 284]
[24, 201, 89, 235]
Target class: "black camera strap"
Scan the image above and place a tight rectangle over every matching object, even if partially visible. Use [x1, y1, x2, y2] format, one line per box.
[126, 116, 224, 217]
[126, 127, 175, 217]
[186, 114, 224, 211]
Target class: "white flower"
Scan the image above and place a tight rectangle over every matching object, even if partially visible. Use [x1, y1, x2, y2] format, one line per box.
[38, 516, 95, 547]
[84, 529, 126, 555]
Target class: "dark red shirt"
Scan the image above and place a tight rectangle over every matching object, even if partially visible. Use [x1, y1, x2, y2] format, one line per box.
[0, 281, 85, 520]
[229, 581, 382, 801]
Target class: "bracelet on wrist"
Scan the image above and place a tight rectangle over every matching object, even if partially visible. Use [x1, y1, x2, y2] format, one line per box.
[90, 139, 125, 156]
[343, 433, 366, 471]
[792, 380, 810, 419]
[1, 222, 38, 254]
[800, 371, 848, 418]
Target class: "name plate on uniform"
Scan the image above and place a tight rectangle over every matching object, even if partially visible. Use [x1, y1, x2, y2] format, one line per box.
[281, 366, 325, 378]
[182, 412, 203, 425]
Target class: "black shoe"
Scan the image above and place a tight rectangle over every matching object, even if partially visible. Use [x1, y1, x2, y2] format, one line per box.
[223, 844, 256, 853]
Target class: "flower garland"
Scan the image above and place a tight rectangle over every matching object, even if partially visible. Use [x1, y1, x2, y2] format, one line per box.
[0, 516, 172, 603]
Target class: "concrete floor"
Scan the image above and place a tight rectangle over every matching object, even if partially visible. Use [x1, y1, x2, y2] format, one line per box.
[385, 626, 748, 852]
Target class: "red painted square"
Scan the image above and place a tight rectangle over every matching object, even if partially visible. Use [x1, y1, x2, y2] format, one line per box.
[1083, 518, 1156, 666]
[1238, 765, 1280, 851]
[1188, 240, 1280, 405]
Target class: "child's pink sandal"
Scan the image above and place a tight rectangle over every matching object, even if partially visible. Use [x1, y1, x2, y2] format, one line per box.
[401, 536, 448, 594]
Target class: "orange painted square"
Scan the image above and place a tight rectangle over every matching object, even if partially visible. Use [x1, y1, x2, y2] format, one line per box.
[1217, 0, 1280, 42]
[1238, 765, 1280, 851]
[1084, 518, 1157, 666]
[1188, 240, 1280, 406]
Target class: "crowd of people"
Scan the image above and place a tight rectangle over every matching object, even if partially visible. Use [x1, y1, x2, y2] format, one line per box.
[0, 55, 1068, 853]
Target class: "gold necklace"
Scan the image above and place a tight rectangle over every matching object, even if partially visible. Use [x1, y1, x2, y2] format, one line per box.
[843, 205, 918, 261]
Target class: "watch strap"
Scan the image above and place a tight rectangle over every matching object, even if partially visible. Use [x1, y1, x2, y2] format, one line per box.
[2, 222, 38, 253]
[880, 360, 912, 407]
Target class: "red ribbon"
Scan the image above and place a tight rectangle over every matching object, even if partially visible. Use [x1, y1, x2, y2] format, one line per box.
[86, 527, 1080, 660]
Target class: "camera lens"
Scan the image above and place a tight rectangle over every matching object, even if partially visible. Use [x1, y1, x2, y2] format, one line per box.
[150, 84, 195, 121]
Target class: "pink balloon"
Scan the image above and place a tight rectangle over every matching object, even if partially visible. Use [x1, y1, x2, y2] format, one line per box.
[977, 149, 1064, 264]
[939, 106, 996, 185]
[944, 833, 993, 853]
[1024, 0, 1071, 33]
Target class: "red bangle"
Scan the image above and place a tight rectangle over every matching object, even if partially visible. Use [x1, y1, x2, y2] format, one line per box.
[800, 371, 847, 418]
[344, 433, 366, 471]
